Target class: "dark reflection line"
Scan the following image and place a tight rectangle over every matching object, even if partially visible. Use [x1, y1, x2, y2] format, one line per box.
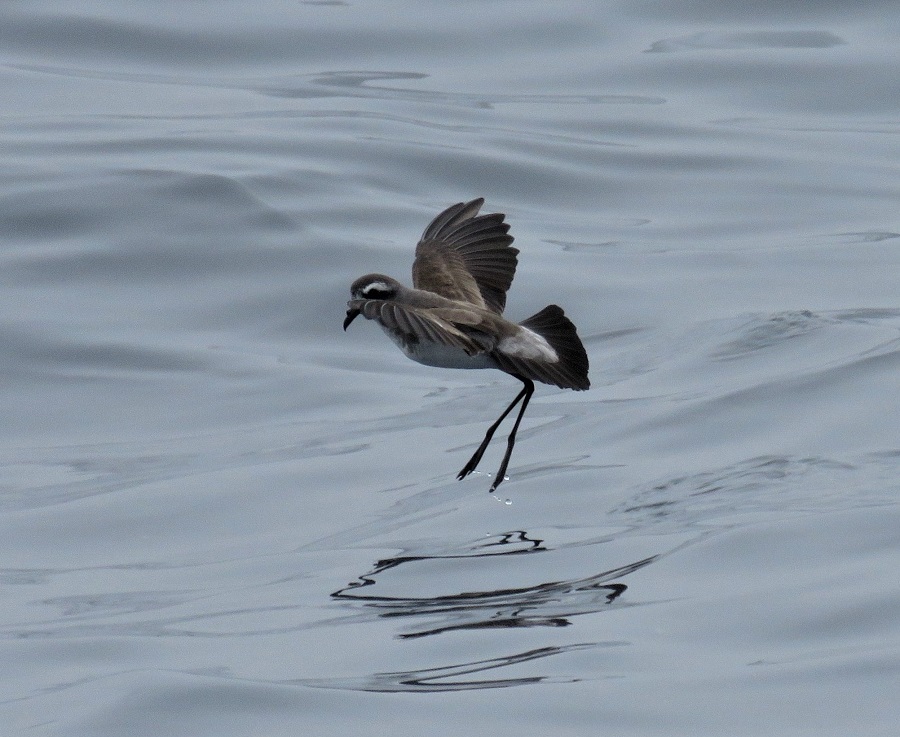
[331, 532, 649, 638]
[482, 529, 545, 550]
[335, 529, 545, 595]
[333, 572, 631, 607]
[298, 642, 601, 693]
[333, 556, 644, 606]
[398, 614, 572, 640]
[392, 582, 627, 639]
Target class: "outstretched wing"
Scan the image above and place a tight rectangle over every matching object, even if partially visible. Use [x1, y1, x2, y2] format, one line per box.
[348, 298, 496, 356]
[412, 198, 519, 314]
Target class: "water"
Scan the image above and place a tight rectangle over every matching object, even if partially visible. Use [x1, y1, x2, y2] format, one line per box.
[2, 1, 899, 735]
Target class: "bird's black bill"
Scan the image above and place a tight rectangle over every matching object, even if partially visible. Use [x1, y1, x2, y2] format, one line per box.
[343, 308, 361, 331]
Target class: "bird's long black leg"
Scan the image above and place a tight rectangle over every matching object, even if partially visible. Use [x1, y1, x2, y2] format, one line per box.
[457, 379, 531, 482]
[490, 378, 534, 492]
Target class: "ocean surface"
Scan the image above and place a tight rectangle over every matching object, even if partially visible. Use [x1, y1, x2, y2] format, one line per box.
[2, 1, 899, 735]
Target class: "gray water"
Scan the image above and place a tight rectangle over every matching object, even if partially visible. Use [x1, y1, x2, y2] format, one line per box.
[2, 2, 899, 735]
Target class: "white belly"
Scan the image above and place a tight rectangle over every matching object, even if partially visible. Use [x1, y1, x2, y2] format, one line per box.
[380, 325, 497, 370]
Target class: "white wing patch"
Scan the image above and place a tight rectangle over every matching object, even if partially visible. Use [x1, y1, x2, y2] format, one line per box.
[498, 327, 558, 362]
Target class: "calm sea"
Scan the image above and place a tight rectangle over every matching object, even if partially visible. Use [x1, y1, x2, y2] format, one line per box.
[2, 1, 898, 735]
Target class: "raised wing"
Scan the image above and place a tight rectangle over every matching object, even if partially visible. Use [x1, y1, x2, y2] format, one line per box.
[412, 198, 519, 314]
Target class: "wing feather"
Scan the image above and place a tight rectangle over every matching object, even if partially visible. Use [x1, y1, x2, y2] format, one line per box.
[418, 199, 486, 242]
[350, 298, 494, 356]
[413, 199, 519, 314]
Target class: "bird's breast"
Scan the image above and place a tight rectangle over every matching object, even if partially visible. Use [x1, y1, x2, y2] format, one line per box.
[379, 324, 497, 370]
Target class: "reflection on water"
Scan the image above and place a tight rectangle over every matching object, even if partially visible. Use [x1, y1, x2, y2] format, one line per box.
[332, 530, 638, 639]
[298, 643, 605, 693]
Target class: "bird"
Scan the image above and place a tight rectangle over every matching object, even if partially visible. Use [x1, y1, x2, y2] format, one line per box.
[343, 198, 589, 491]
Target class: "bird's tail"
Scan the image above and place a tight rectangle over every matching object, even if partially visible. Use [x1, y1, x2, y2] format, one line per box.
[493, 305, 590, 390]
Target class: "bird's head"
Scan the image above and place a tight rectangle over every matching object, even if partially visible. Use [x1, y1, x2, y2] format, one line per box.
[344, 274, 401, 330]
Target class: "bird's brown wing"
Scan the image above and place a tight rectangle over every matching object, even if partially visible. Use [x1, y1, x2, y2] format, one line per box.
[349, 298, 497, 356]
[412, 198, 519, 314]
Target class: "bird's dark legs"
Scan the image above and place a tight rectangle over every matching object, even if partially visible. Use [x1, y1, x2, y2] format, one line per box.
[457, 377, 535, 491]
[456, 379, 530, 480]
[491, 379, 534, 491]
